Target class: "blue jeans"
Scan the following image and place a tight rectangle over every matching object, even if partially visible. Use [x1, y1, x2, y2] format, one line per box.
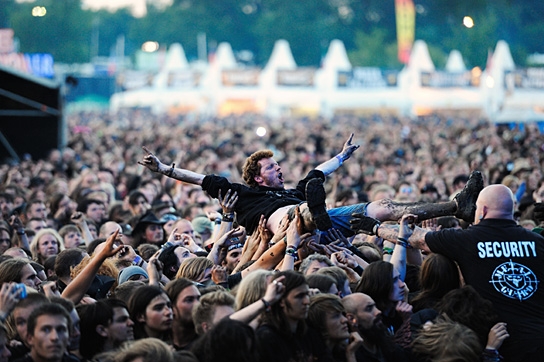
[325, 202, 369, 237]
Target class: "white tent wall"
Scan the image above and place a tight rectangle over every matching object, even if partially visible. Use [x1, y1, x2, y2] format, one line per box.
[109, 40, 544, 120]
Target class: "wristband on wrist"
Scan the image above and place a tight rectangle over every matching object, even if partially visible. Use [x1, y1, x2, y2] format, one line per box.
[166, 163, 175, 177]
[161, 241, 175, 250]
[16, 229, 26, 235]
[383, 247, 394, 255]
[397, 237, 411, 248]
[214, 218, 222, 225]
[285, 247, 298, 259]
[222, 213, 234, 222]
[353, 265, 364, 275]
[335, 154, 344, 166]
[261, 298, 271, 312]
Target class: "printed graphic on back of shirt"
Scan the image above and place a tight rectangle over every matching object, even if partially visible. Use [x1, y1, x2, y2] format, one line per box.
[489, 260, 539, 301]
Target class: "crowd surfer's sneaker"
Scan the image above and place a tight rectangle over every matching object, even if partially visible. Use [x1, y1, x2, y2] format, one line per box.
[454, 171, 484, 223]
[305, 178, 332, 231]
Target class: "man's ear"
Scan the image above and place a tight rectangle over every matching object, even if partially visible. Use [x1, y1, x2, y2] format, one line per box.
[254, 175, 263, 185]
[345, 313, 358, 327]
[201, 322, 210, 334]
[96, 325, 108, 338]
[26, 333, 34, 348]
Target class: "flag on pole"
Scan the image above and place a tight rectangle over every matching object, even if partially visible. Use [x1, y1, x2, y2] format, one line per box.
[395, 0, 415, 64]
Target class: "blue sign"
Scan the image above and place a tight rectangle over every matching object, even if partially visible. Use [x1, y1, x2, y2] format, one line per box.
[24, 53, 54, 78]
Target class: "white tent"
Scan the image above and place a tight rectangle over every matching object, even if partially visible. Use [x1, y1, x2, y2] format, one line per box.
[316, 39, 352, 90]
[153, 43, 189, 88]
[322, 39, 351, 70]
[445, 50, 466, 72]
[215, 42, 237, 69]
[260, 39, 297, 90]
[408, 40, 435, 72]
[263, 39, 297, 71]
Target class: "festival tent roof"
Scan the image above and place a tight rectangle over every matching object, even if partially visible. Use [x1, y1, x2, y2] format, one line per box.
[263, 39, 297, 71]
[260, 40, 297, 89]
[214, 42, 237, 69]
[153, 43, 190, 88]
[445, 50, 466, 72]
[408, 40, 435, 72]
[163, 43, 189, 70]
[322, 39, 351, 70]
[315, 39, 352, 89]
[491, 40, 515, 73]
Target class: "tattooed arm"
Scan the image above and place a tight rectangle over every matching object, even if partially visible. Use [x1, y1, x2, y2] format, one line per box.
[377, 223, 431, 253]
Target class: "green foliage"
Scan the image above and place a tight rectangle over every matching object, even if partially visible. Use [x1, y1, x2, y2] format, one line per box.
[9, 0, 90, 63]
[3, 0, 543, 67]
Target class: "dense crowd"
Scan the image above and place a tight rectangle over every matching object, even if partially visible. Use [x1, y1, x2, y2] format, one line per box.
[0, 110, 543, 362]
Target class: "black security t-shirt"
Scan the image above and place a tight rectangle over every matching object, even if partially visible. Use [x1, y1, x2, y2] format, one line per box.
[425, 219, 544, 344]
[201, 169, 324, 234]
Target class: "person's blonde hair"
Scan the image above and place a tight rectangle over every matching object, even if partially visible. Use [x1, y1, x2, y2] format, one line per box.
[411, 318, 481, 362]
[30, 228, 65, 263]
[234, 269, 273, 310]
[70, 255, 119, 292]
[192, 290, 235, 335]
[114, 337, 174, 362]
[501, 175, 520, 189]
[175, 257, 213, 282]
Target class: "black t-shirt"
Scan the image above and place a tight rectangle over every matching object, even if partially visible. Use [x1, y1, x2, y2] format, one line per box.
[13, 353, 80, 362]
[425, 219, 544, 344]
[201, 169, 324, 234]
[255, 324, 323, 362]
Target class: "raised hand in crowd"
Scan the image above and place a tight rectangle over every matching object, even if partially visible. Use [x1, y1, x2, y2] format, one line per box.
[71, 211, 94, 246]
[421, 217, 440, 232]
[207, 227, 241, 266]
[138, 146, 163, 173]
[146, 249, 164, 286]
[331, 251, 362, 283]
[41, 280, 61, 298]
[486, 322, 509, 351]
[254, 215, 272, 260]
[281, 207, 311, 271]
[218, 188, 238, 215]
[230, 275, 286, 327]
[62, 229, 124, 304]
[9, 214, 29, 250]
[211, 265, 228, 285]
[268, 214, 289, 247]
[0, 282, 24, 322]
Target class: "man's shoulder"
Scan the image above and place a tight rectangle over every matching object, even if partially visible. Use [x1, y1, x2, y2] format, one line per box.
[63, 354, 81, 362]
[11, 356, 32, 362]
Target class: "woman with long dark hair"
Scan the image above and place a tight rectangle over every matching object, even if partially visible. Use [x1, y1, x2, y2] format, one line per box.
[128, 285, 173, 343]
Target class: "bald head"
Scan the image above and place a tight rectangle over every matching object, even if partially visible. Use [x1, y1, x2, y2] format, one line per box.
[342, 292, 372, 314]
[99, 221, 123, 238]
[475, 184, 515, 223]
[342, 292, 382, 331]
